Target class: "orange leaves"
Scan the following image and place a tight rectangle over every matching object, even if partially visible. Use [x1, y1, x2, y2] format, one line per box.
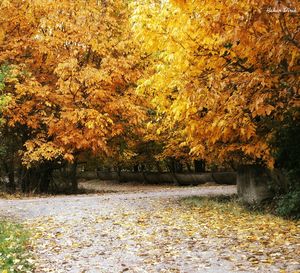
[170, 0, 187, 7]
[253, 20, 268, 34]
[250, 91, 277, 118]
[63, 153, 74, 162]
[258, 104, 275, 117]
[54, 59, 79, 81]
[0, 0, 146, 166]
[1, 0, 299, 167]
[0, 29, 5, 44]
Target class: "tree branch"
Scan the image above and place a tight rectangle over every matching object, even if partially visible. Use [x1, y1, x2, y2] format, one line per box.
[279, 14, 300, 49]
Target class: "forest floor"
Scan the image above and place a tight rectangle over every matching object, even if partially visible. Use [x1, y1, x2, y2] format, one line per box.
[0, 182, 299, 273]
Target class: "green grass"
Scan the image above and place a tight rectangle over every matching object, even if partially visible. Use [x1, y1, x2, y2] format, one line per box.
[0, 221, 34, 273]
[181, 194, 267, 217]
[181, 194, 299, 219]
[181, 195, 240, 210]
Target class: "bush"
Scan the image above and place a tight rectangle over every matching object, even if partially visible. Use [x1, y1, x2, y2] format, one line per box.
[271, 112, 300, 218]
[276, 190, 300, 219]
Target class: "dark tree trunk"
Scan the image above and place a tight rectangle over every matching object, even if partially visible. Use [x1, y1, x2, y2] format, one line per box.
[39, 163, 52, 193]
[96, 167, 101, 178]
[8, 169, 15, 193]
[174, 160, 183, 173]
[186, 162, 192, 172]
[167, 158, 183, 173]
[116, 164, 122, 182]
[21, 168, 30, 193]
[155, 162, 163, 173]
[70, 160, 78, 193]
[3, 158, 16, 193]
[133, 165, 139, 172]
[194, 160, 206, 173]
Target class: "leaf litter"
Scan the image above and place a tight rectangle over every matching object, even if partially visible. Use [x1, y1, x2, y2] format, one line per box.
[0, 186, 299, 273]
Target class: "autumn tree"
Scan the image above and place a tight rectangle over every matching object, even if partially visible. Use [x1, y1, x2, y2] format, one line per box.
[0, 0, 146, 192]
[131, 0, 299, 168]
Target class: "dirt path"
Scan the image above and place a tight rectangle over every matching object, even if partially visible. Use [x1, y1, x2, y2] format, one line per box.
[0, 185, 298, 273]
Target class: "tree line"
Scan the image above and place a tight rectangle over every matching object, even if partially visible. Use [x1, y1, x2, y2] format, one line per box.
[0, 0, 299, 208]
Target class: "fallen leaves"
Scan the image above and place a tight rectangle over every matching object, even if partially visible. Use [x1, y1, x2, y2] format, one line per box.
[3, 190, 299, 272]
[178, 197, 300, 271]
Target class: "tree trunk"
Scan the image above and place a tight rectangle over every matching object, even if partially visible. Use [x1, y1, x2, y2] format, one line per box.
[186, 162, 192, 172]
[167, 158, 183, 173]
[194, 159, 205, 172]
[4, 158, 16, 193]
[133, 165, 139, 172]
[39, 163, 52, 193]
[8, 171, 15, 193]
[70, 160, 78, 193]
[155, 162, 163, 173]
[237, 165, 275, 204]
[174, 160, 183, 173]
[116, 164, 122, 182]
[21, 168, 30, 193]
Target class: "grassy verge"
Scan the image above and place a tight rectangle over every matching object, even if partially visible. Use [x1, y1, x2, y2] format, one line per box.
[0, 220, 34, 273]
[182, 194, 300, 219]
[182, 194, 238, 207]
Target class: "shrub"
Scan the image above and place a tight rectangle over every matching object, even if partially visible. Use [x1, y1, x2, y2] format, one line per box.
[276, 190, 300, 219]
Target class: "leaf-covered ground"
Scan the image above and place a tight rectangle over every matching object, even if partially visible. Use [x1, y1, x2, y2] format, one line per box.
[0, 185, 299, 273]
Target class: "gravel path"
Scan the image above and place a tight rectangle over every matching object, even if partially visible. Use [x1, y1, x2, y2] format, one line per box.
[0, 185, 297, 273]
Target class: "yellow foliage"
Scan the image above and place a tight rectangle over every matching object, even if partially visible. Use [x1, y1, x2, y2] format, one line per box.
[131, 0, 300, 165]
